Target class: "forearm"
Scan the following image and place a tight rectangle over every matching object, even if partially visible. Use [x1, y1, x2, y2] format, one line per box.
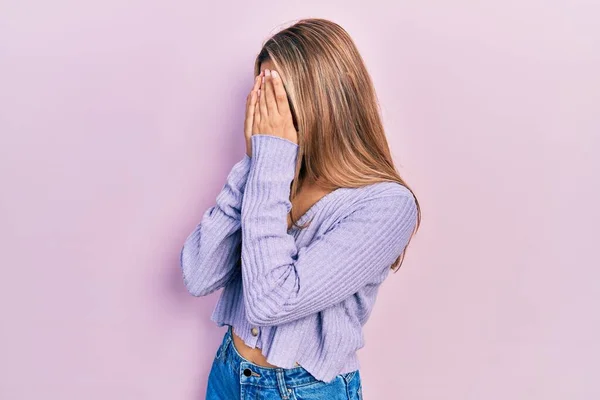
[240, 134, 299, 324]
[180, 154, 251, 296]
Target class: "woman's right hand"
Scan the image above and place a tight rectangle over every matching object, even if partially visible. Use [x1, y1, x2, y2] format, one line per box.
[244, 72, 263, 157]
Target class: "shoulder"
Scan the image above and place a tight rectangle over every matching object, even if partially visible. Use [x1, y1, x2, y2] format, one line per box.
[323, 181, 418, 253]
[361, 181, 417, 227]
[354, 181, 416, 210]
[360, 180, 414, 197]
[337, 181, 417, 226]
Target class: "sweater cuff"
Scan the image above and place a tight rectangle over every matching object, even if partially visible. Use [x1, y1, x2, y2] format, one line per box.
[250, 134, 298, 182]
[226, 153, 252, 190]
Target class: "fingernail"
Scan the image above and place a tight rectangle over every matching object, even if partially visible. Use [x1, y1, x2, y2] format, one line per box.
[258, 89, 261, 96]
[261, 76, 264, 84]
[272, 70, 278, 78]
[265, 69, 271, 76]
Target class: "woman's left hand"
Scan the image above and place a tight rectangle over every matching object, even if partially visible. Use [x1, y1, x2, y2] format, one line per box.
[252, 69, 298, 145]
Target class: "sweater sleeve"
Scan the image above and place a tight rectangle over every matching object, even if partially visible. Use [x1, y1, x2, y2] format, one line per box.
[180, 154, 252, 296]
[240, 134, 418, 326]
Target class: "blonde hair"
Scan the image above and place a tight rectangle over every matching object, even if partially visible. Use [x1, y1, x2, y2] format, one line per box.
[253, 18, 421, 272]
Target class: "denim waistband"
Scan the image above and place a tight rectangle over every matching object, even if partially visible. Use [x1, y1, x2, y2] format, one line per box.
[216, 325, 357, 397]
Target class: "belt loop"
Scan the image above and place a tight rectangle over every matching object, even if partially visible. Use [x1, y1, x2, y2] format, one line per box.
[342, 370, 356, 384]
[275, 368, 290, 399]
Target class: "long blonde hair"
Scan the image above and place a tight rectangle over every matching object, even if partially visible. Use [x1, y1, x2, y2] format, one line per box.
[253, 18, 421, 272]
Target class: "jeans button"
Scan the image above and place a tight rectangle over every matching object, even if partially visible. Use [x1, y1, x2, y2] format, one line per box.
[243, 368, 252, 377]
[251, 327, 259, 336]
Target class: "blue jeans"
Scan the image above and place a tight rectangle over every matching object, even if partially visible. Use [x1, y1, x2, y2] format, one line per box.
[206, 325, 363, 399]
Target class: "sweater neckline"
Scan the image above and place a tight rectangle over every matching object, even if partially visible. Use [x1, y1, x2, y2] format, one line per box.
[289, 186, 350, 230]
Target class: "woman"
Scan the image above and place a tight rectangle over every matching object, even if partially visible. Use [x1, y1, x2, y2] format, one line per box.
[180, 18, 421, 400]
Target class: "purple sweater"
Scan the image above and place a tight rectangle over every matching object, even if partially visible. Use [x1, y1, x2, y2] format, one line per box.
[180, 134, 418, 383]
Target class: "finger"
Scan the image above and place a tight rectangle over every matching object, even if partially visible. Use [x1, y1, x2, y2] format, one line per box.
[252, 72, 261, 92]
[245, 86, 257, 135]
[250, 74, 261, 103]
[253, 93, 261, 133]
[245, 75, 260, 134]
[264, 69, 277, 115]
[259, 71, 268, 118]
[271, 70, 292, 116]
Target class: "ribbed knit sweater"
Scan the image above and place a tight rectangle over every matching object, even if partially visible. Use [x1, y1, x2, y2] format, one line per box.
[180, 134, 418, 383]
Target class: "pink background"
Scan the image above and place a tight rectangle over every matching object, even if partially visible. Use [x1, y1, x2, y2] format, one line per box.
[1, 1, 598, 399]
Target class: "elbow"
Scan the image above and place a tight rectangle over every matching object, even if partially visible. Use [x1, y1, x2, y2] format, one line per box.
[180, 245, 211, 297]
[182, 272, 209, 297]
[243, 295, 283, 326]
[183, 278, 206, 297]
[245, 308, 276, 327]
[241, 270, 297, 326]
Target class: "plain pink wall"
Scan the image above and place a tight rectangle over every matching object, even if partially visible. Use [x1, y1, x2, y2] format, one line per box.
[1, 1, 598, 399]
